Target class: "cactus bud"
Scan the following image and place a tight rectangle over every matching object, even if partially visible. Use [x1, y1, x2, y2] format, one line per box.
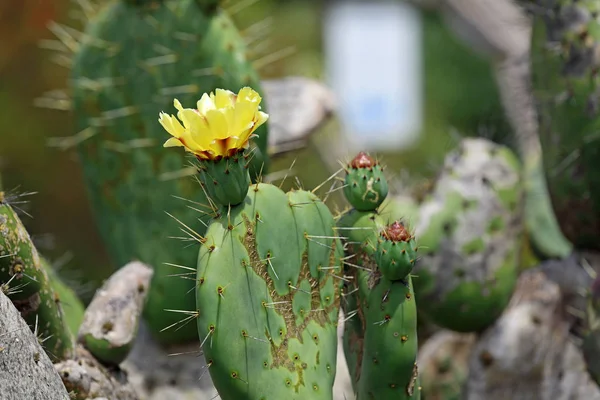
[375, 221, 418, 281]
[343, 152, 389, 211]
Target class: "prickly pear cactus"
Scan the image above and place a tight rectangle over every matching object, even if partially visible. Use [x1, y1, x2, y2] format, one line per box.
[196, 184, 344, 399]
[338, 153, 421, 400]
[160, 87, 343, 399]
[411, 138, 524, 333]
[524, 0, 600, 251]
[0, 192, 75, 361]
[70, 0, 269, 344]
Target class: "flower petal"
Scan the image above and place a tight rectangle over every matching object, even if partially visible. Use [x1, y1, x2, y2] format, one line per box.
[159, 112, 185, 139]
[163, 137, 184, 148]
[178, 108, 207, 132]
[237, 87, 262, 104]
[213, 88, 236, 109]
[197, 93, 215, 115]
[205, 109, 230, 140]
[231, 101, 259, 133]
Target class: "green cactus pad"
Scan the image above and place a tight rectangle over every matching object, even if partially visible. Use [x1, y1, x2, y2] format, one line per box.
[343, 152, 389, 212]
[70, 0, 268, 344]
[0, 200, 75, 361]
[411, 138, 523, 333]
[375, 222, 418, 281]
[200, 152, 251, 207]
[196, 183, 343, 399]
[356, 275, 420, 399]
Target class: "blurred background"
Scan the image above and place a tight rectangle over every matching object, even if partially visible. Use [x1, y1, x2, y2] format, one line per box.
[0, 0, 516, 302]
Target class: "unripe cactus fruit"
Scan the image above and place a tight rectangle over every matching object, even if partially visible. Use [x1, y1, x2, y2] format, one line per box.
[376, 221, 418, 281]
[343, 152, 389, 212]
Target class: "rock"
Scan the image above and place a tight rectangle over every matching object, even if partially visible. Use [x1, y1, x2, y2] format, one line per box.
[0, 290, 70, 400]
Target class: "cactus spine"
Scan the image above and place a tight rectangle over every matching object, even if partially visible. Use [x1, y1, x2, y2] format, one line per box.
[339, 152, 421, 400]
[70, 0, 269, 344]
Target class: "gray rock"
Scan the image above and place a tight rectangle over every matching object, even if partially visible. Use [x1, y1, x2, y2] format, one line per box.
[0, 290, 70, 400]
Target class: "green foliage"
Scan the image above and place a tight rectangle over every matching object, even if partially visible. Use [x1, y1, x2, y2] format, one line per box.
[70, 0, 268, 344]
[195, 181, 343, 399]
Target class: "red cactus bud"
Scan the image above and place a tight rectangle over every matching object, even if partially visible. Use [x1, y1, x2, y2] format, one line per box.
[382, 221, 411, 242]
[349, 152, 376, 169]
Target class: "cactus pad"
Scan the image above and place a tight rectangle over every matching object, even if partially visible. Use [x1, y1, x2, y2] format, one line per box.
[196, 183, 343, 399]
[0, 198, 75, 361]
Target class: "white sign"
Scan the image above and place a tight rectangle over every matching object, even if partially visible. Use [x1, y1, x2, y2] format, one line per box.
[323, 0, 423, 152]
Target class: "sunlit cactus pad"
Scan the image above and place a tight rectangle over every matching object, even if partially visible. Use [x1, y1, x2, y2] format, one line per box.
[195, 183, 344, 399]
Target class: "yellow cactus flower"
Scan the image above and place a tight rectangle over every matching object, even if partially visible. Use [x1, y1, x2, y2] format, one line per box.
[159, 87, 269, 160]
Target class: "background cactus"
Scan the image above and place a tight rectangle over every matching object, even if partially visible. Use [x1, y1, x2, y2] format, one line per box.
[522, 0, 600, 252]
[68, 0, 269, 344]
[407, 138, 524, 333]
[0, 193, 76, 362]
